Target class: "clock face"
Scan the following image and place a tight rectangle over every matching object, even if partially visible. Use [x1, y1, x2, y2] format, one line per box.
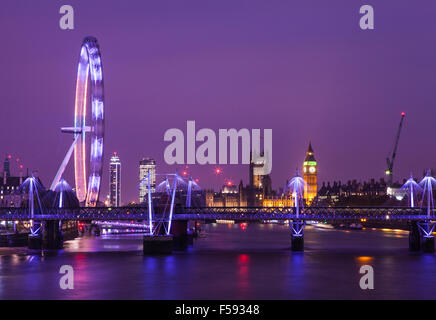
[303, 167, 307, 173]
[309, 166, 316, 173]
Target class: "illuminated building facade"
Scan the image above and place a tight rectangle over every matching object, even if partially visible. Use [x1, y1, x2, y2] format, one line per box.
[1, 155, 26, 207]
[246, 152, 272, 206]
[263, 195, 294, 207]
[207, 153, 273, 207]
[318, 178, 390, 205]
[206, 183, 242, 207]
[303, 142, 317, 203]
[109, 153, 121, 207]
[249, 151, 272, 192]
[250, 152, 263, 188]
[139, 157, 156, 203]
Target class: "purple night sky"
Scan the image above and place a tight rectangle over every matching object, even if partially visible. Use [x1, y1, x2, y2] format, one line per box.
[1, 1, 436, 203]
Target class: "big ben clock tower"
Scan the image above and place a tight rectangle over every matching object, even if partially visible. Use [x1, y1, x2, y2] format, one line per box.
[303, 142, 317, 204]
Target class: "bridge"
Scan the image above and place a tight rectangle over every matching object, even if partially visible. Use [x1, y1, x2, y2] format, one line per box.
[1, 205, 435, 253]
[178, 206, 431, 221]
[8, 170, 436, 253]
[0, 206, 431, 221]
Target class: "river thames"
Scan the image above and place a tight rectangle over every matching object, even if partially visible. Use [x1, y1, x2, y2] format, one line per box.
[1, 223, 436, 299]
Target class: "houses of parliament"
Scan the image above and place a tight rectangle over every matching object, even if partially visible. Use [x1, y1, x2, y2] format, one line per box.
[206, 143, 318, 207]
[263, 142, 318, 207]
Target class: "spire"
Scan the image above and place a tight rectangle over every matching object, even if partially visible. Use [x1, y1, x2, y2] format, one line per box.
[3, 154, 10, 178]
[307, 141, 314, 154]
[305, 141, 316, 161]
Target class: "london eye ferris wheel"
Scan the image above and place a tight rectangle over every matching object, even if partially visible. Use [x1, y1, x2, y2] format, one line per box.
[50, 37, 105, 207]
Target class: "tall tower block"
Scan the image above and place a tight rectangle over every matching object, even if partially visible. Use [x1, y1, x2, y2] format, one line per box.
[109, 152, 121, 207]
[249, 152, 264, 188]
[139, 158, 156, 203]
[303, 142, 317, 203]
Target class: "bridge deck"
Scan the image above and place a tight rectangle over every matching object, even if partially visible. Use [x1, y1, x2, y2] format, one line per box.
[0, 206, 433, 221]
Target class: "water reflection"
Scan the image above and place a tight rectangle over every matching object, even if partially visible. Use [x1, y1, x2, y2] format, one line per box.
[356, 256, 373, 263]
[237, 254, 250, 297]
[0, 224, 435, 299]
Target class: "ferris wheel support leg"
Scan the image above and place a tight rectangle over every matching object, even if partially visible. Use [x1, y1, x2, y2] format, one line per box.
[50, 135, 80, 191]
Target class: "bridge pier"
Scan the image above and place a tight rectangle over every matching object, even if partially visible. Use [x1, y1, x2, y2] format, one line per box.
[28, 221, 63, 250]
[171, 220, 190, 251]
[409, 221, 435, 253]
[409, 222, 421, 252]
[290, 220, 305, 251]
[143, 220, 192, 254]
[143, 235, 173, 254]
[418, 222, 435, 253]
[28, 233, 43, 249]
[422, 235, 435, 253]
[28, 221, 43, 249]
[43, 220, 63, 249]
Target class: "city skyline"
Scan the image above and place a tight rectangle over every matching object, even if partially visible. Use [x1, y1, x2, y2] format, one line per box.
[2, 0, 436, 302]
[1, 1, 436, 203]
[3, 137, 436, 205]
[2, 141, 435, 205]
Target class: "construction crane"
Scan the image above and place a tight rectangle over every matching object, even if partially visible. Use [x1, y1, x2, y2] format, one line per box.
[385, 112, 405, 186]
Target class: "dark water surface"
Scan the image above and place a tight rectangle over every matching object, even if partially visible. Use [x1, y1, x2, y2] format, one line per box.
[1, 223, 436, 299]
